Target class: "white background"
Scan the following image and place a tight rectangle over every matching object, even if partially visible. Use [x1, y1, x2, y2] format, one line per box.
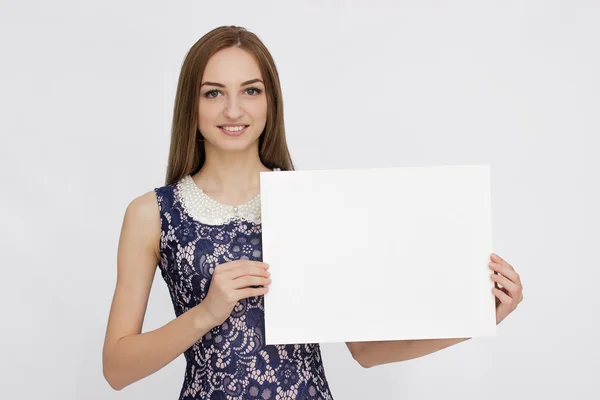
[1, 0, 598, 399]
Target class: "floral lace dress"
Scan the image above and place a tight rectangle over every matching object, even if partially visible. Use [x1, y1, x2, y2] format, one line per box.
[153, 171, 334, 400]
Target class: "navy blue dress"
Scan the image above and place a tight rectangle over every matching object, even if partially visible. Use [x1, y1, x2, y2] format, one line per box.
[154, 174, 334, 400]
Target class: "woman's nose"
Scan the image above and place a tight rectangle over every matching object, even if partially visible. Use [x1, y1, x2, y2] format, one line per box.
[224, 97, 243, 119]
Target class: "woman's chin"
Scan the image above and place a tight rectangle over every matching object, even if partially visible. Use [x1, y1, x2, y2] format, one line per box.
[209, 137, 259, 153]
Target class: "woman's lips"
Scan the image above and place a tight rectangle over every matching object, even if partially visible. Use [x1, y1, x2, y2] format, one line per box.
[219, 125, 248, 136]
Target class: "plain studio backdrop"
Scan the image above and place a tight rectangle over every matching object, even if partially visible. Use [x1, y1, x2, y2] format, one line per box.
[1, 0, 598, 399]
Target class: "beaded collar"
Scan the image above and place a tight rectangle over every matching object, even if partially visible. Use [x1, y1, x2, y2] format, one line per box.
[177, 168, 281, 226]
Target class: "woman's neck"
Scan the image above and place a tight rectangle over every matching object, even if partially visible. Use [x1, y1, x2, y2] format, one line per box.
[193, 146, 271, 203]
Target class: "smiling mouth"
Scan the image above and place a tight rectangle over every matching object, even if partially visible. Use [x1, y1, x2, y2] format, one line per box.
[218, 125, 249, 136]
[219, 125, 248, 131]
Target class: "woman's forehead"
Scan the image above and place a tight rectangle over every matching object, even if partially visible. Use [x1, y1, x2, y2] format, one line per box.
[203, 47, 263, 84]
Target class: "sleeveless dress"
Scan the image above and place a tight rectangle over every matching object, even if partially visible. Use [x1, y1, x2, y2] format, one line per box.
[153, 171, 334, 400]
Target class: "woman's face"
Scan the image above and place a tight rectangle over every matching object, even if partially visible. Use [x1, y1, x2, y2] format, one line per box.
[198, 46, 268, 153]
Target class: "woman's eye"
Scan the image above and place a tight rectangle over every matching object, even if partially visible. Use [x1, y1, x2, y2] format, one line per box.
[204, 88, 262, 98]
[246, 87, 262, 95]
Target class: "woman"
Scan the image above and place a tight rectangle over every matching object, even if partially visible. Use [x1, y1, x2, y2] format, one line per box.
[102, 25, 524, 399]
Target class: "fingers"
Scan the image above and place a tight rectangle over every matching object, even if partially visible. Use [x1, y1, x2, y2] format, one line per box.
[237, 286, 270, 300]
[215, 260, 269, 276]
[490, 253, 512, 270]
[216, 259, 264, 272]
[227, 264, 271, 280]
[490, 253, 507, 264]
[492, 286, 513, 306]
[232, 275, 272, 290]
[490, 254, 521, 281]
[490, 272, 518, 294]
[488, 261, 521, 286]
[489, 254, 524, 308]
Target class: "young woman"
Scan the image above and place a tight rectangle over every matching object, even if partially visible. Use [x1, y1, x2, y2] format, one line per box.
[102, 25, 524, 400]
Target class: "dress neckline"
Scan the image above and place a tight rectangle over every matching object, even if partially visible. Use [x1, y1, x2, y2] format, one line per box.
[176, 168, 281, 226]
[188, 176, 260, 208]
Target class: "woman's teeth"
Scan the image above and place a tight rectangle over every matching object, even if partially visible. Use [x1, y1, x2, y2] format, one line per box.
[221, 125, 246, 132]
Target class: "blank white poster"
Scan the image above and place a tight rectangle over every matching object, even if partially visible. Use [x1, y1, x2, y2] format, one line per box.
[260, 165, 497, 345]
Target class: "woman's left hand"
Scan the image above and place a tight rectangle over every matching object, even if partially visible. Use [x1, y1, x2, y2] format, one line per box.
[489, 253, 524, 324]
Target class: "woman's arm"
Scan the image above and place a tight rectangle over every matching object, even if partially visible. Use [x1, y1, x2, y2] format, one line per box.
[102, 192, 216, 391]
[346, 338, 469, 368]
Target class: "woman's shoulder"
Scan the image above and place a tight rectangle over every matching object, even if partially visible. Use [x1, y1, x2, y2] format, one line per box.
[152, 179, 181, 215]
[123, 178, 180, 231]
[118, 189, 164, 262]
[124, 189, 162, 229]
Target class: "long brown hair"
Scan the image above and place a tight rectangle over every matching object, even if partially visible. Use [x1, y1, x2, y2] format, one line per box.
[163, 25, 295, 186]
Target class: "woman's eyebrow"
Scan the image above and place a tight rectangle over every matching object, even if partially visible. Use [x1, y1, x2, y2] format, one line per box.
[201, 78, 264, 88]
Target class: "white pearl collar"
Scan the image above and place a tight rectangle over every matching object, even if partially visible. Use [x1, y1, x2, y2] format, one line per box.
[177, 168, 280, 226]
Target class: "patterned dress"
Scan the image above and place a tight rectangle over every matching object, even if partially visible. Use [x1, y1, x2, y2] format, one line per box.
[153, 171, 334, 400]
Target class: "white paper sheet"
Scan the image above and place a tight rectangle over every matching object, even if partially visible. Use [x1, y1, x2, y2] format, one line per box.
[259, 165, 496, 345]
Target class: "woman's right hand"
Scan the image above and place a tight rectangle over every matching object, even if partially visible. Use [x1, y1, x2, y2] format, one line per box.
[201, 260, 271, 327]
